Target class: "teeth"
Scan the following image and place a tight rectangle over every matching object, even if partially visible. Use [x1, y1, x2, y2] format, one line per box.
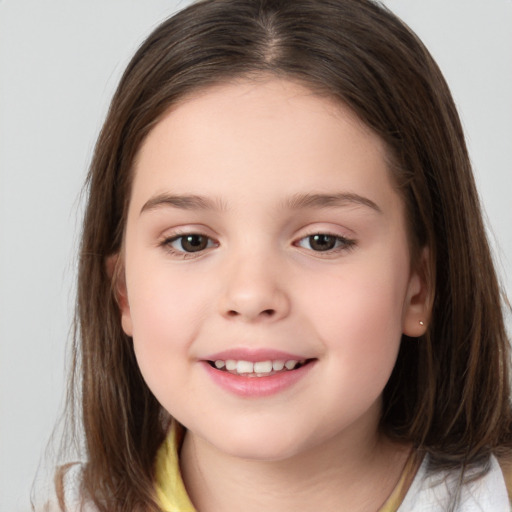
[212, 358, 304, 375]
[225, 360, 237, 371]
[272, 360, 285, 371]
[254, 361, 272, 373]
[236, 360, 254, 374]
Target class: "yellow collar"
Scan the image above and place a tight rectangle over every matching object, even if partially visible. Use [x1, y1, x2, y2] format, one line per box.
[154, 423, 420, 512]
[154, 422, 197, 512]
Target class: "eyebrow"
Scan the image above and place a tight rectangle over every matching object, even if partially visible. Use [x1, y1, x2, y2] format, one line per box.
[140, 194, 226, 215]
[284, 192, 382, 213]
[140, 191, 382, 215]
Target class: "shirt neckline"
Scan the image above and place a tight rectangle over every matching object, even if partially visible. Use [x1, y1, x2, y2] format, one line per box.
[154, 422, 424, 512]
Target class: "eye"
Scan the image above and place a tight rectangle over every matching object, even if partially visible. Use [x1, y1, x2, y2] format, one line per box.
[166, 234, 216, 253]
[296, 234, 355, 252]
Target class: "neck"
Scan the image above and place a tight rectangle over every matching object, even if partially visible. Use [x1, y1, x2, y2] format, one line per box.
[180, 419, 410, 512]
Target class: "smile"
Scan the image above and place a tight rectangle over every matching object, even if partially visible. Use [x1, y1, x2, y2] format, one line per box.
[208, 359, 309, 377]
[203, 357, 316, 397]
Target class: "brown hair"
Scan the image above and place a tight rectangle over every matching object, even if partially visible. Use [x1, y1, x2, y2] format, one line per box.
[66, 0, 512, 510]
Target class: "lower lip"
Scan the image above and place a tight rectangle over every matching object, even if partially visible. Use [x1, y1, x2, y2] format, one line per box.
[202, 361, 315, 398]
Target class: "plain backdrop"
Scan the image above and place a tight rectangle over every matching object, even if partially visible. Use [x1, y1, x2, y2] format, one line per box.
[0, 1, 510, 510]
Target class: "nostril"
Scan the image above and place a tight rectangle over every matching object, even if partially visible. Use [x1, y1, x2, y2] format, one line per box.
[225, 308, 276, 318]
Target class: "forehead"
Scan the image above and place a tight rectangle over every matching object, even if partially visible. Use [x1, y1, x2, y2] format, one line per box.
[131, 78, 396, 213]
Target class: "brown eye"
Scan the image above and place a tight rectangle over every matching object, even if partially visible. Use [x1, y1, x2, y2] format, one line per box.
[308, 234, 337, 251]
[169, 234, 213, 253]
[296, 233, 355, 252]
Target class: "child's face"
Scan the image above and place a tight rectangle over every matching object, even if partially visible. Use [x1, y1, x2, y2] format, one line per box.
[118, 78, 427, 461]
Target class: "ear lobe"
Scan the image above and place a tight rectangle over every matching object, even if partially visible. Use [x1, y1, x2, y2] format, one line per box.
[106, 254, 133, 337]
[402, 247, 432, 338]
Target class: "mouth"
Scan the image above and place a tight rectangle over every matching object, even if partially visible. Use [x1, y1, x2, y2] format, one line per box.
[206, 358, 315, 377]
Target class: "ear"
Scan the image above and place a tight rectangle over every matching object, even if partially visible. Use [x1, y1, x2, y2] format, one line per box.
[106, 253, 133, 337]
[402, 247, 432, 338]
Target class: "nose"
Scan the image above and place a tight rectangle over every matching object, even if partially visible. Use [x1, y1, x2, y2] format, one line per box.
[218, 253, 291, 323]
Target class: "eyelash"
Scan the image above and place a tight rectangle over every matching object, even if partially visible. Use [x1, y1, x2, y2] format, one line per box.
[160, 232, 356, 258]
[160, 233, 218, 258]
[294, 233, 356, 255]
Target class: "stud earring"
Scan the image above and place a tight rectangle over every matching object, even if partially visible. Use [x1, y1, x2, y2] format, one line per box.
[419, 320, 425, 326]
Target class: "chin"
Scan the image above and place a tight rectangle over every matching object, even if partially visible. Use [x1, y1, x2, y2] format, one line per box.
[209, 426, 314, 462]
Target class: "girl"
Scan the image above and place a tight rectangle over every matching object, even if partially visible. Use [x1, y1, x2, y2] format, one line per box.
[49, 0, 512, 510]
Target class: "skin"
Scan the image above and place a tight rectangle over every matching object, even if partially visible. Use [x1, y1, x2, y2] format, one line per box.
[117, 78, 429, 511]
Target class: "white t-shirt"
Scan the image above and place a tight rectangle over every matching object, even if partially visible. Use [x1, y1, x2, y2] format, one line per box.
[41, 454, 512, 511]
[397, 454, 510, 511]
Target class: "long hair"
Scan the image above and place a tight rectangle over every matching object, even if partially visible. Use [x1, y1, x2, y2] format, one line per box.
[68, 0, 512, 510]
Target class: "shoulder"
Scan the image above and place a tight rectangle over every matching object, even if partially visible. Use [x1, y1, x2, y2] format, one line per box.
[398, 454, 511, 511]
[35, 463, 98, 512]
[498, 454, 512, 505]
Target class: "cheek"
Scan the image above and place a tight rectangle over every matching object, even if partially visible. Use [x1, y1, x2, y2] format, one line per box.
[124, 260, 212, 388]
[300, 255, 408, 370]
[127, 249, 211, 331]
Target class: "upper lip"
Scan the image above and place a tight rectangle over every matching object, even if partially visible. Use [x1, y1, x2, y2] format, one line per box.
[203, 348, 312, 362]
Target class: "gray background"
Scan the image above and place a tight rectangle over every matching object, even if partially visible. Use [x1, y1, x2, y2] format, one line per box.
[0, 1, 510, 510]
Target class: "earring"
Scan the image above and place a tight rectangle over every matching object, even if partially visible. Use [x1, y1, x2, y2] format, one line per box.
[419, 320, 425, 326]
